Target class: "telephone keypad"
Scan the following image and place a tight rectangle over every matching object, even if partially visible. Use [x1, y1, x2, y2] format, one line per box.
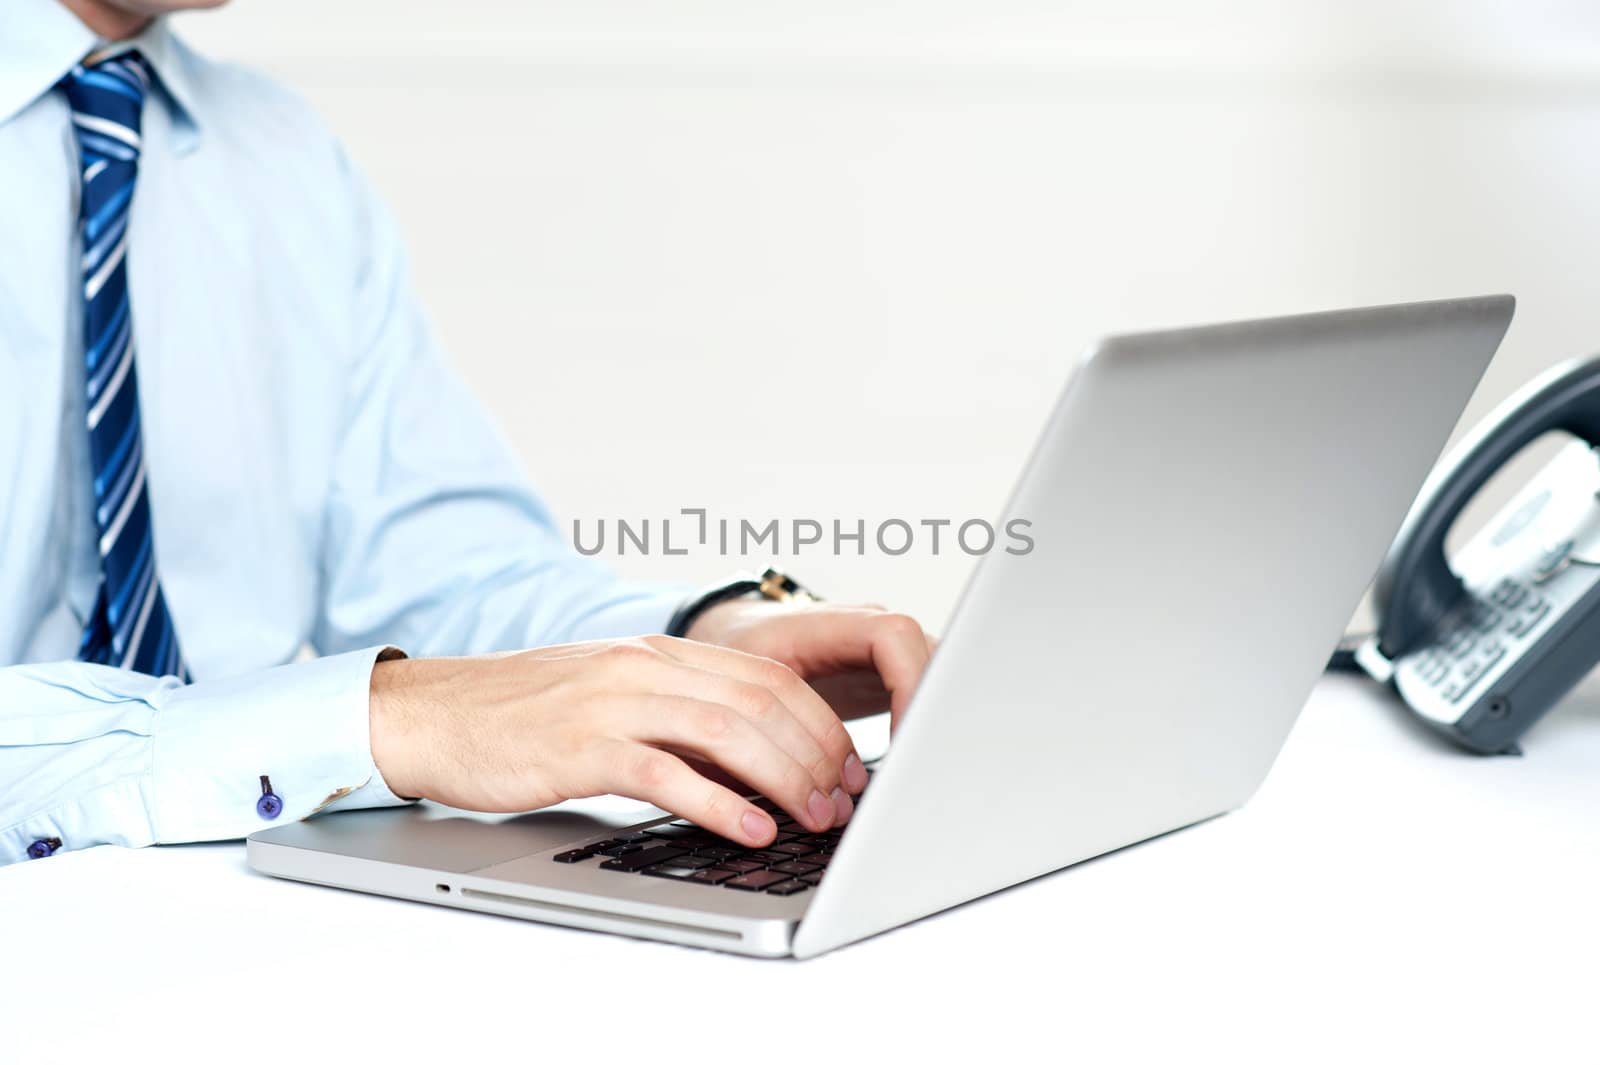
[1406, 577, 1548, 705]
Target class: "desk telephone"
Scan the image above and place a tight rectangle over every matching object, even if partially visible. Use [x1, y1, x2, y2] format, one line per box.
[1343, 354, 1600, 753]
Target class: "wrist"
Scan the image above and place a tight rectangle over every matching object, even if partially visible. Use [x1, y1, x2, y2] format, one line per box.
[369, 654, 424, 801]
[683, 598, 752, 645]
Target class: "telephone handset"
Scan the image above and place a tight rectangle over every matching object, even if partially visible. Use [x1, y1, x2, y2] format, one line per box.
[1354, 353, 1600, 753]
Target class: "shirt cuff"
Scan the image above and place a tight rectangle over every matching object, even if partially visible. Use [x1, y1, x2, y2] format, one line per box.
[323, 647, 413, 812]
[146, 645, 412, 843]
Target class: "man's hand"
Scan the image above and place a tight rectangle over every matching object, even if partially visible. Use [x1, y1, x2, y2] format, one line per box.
[367, 602, 933, 847]
[684, 599, 934, 732]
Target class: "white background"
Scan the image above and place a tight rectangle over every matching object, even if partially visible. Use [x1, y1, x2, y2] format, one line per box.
[174, 0, 1600, 630]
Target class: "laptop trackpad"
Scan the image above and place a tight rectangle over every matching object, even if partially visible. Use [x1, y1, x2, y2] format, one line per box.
[250, 800, 664, 873]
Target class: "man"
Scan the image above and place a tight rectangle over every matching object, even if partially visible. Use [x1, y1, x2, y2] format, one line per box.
[0, 0, 934, 866]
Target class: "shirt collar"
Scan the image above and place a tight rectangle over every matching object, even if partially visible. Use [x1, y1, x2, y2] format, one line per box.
[0, 0, 204, 154]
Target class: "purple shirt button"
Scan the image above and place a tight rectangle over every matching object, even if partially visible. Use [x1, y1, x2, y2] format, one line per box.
[26, 838, 61, 859]
[256, 774, 283, 820]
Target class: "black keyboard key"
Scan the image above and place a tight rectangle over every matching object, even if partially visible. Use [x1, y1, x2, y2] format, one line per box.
[615, 832, 653, 843]
[659, 855, 716, 870]
[799, 872, 823, 885]
[604, 845, 687, 872]
[742, 850, 792, 865]
[694, 848, 739, 862]
[689, 868, 739, 885]
[715, 859, 764, 874]
[723, 870, 795, 892]
[771, 860, 821, 876]
[771, 842, 818, 857]
[643, 864, 708, 881]
[582, 841, 615, 853]
[552, 849, 593, 863]
[766, 881, 809, 896]
[643, 824, 700, 840]
[751, 797, 782, 813]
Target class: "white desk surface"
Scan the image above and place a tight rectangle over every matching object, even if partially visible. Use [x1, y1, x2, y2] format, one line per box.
[3, 674, 1595, 1064]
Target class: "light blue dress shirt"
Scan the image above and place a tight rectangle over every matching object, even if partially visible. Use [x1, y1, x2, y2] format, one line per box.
[0, 2, 686, 867]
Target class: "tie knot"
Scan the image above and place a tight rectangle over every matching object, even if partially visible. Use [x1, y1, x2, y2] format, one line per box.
[61, 52, 151, 162]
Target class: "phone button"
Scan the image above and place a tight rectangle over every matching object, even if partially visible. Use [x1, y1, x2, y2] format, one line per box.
[1505, 599, 1550, 636]
[1455, 648, 1506, 695]
[1493, 582, 1529, 609]
[1470, 607, 1503, 633]
[1460, 657, 1489, 684]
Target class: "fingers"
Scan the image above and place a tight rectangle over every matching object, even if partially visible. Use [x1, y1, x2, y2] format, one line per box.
[648, 637, 863, 799]
[591, 640, 854, 828]
[699, 672, 854, 826]
[805, 669, 892, 722]
[623, 694, 841, 833]
[599, 740, 779, 847]
[855, 613, 931, 723]
[780, 609, 932, 730]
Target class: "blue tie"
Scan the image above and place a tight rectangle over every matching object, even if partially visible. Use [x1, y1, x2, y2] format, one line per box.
[62, 52, 188, 681]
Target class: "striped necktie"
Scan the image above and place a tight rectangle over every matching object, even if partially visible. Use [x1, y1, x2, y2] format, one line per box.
[61, 52, 188, 681]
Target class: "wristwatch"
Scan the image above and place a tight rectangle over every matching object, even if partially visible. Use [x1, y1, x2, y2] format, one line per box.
[665, 567, 820, 638]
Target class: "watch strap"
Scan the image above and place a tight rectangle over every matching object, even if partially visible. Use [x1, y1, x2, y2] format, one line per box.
[665, 568, 818, 638]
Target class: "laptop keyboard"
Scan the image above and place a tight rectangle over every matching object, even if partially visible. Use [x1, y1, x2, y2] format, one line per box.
[550, 794, 847, 898]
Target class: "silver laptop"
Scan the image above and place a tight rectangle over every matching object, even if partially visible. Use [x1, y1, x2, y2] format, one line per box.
[248, 295, 1515, 957]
